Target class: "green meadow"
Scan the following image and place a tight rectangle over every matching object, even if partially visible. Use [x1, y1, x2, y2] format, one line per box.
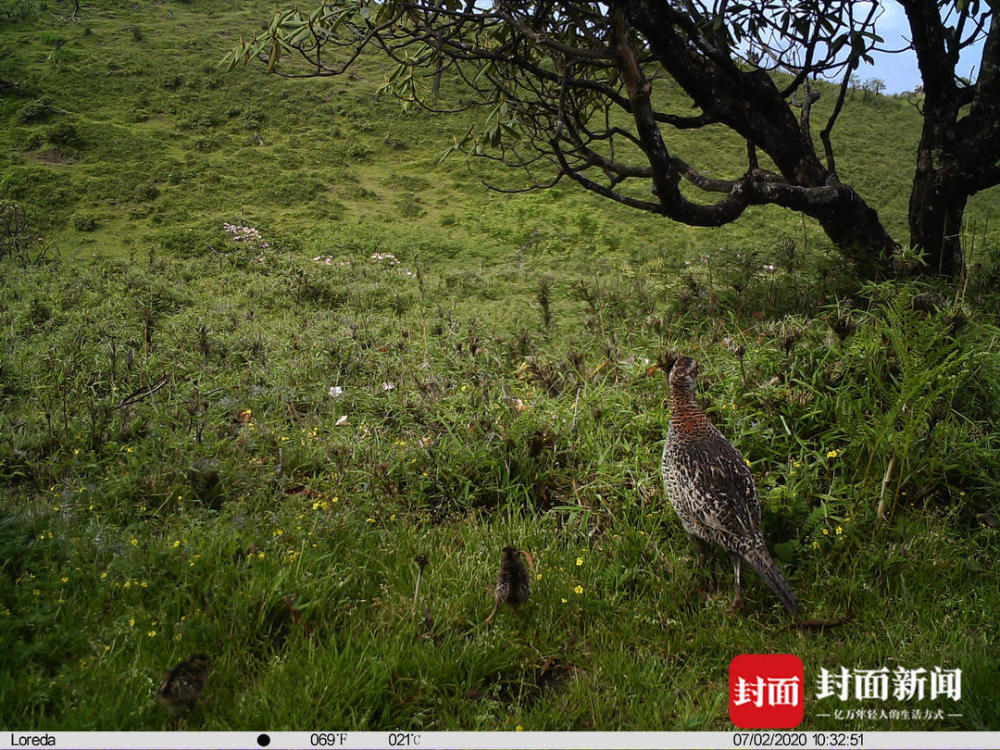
[1, 0, 999, 731]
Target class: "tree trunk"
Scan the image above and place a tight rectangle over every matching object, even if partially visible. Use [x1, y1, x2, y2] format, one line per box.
[908, 164, 967, 277]
[900, 2, 1000, 278]
[809, 189, 899, 278]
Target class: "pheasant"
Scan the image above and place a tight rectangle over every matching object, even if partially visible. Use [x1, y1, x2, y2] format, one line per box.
[485, 547, 535, 625]
[661, 356, 798, 617]
[156, 654, 210, 727]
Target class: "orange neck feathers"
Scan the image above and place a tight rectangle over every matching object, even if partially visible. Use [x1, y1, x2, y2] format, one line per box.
[669, 380, 711, 437]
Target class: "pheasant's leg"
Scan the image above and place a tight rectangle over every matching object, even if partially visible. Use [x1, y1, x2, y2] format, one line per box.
[727, 555, 745, 613]
[519, 550, 537, 575]
[484, 602, 499, 626]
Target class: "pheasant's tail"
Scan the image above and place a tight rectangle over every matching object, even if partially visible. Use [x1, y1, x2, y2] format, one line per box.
[743, 544, 798, 618]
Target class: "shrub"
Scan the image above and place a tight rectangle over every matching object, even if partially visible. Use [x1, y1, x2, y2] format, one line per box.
[72, 213, 97, 232]
[46, 122, 80, 148]
[17, 98, 52, 123]
[0, 200, 46, 264]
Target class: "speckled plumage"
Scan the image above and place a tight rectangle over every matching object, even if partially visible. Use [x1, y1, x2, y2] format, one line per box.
[485, 547, 533, 624]
[661, 357, 798, 617]
[156, 654, 209, 722]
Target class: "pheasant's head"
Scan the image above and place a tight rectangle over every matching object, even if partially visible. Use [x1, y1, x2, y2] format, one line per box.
[667, 356, 709, 433]
[668, 356, 700, 392]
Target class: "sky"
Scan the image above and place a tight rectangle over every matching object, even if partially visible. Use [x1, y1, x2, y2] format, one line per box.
[852, 3, 988, 94]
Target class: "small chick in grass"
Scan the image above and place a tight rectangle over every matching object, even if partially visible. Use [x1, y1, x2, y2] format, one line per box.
[485, 547, 535, 625]
[156, 654, 209, 728]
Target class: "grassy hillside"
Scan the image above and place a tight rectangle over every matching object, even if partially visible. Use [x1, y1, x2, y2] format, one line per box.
[1, 0, 997, 264]
[2, 0, 1000, 733]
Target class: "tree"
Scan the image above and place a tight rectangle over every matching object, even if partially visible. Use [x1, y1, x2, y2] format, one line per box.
[226, 0, 998, 278]
[902, 1, 999, 276]
[863, 77, 886, 102]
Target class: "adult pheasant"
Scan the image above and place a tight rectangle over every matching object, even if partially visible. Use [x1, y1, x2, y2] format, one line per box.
[661, 356, 798, 617]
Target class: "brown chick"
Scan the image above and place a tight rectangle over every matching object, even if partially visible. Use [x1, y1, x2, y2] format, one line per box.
[156, 654, 209, 728]
[485, 547, 535, 625]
